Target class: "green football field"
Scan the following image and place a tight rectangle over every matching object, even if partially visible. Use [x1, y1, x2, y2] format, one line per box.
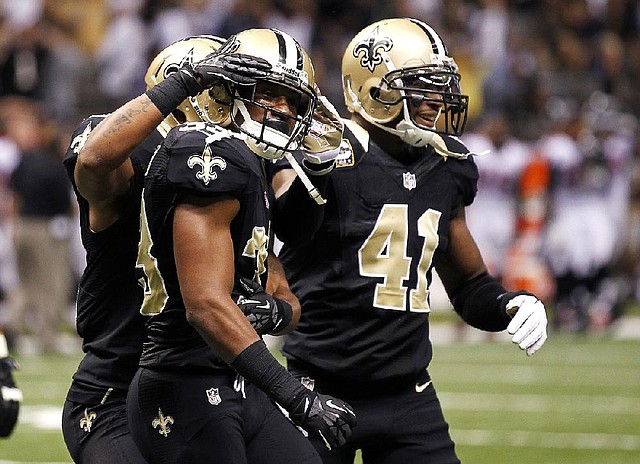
[1, 332, 639, 463]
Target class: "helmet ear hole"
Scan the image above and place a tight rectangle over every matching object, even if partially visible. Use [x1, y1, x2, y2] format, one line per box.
[361, 78, 402, 123]
[172, 109, 187, 124]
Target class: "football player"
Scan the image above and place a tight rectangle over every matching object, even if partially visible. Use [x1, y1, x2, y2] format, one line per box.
[126, 28, 356, 464]
[0, 328, 21, 438]
[272, 18, 548, 464]
[61, 35, 275, 463]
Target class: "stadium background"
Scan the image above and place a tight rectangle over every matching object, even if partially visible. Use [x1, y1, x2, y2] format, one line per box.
[0, 0, 639, 462]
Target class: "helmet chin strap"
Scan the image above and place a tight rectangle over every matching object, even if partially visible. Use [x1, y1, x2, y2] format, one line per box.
[282, 151, 327, 205]
[357, 106, 435, 147]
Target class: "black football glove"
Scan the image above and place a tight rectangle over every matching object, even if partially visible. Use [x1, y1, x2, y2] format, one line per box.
[287, 389, 356, 451]
[0, 357, 21, 437]
[192, 52, 271, 88]
[236, 277, 292, 335]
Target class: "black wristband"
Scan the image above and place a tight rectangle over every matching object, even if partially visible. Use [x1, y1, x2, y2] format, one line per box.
[144, 69, 202, 117]
[270, 299, 294, 334]
[230, 340, 305, 409]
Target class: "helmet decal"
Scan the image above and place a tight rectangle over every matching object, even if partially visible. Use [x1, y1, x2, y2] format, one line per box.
[352, 26, 393, 73]
[163, 48, 196, 79]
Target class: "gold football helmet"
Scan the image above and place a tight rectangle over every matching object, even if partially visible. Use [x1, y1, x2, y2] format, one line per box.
[145, 35, 230, 128]
[342, 18, 469, 147]
[220, 28, 317, 160]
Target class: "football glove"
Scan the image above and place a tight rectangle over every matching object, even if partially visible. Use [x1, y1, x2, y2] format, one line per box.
[0, 357, 22, 437]
[236, 278, 292, 336]
[301, 90, 344, 176]
[192, 51, 272, 88]
[287, 389, 356, 451]
[505, 293, 548, 356]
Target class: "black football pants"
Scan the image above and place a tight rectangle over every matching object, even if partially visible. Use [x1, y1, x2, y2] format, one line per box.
[63, 396, 148, 464]
[127, 367, 322, 464]
[289, 368, 460, 464]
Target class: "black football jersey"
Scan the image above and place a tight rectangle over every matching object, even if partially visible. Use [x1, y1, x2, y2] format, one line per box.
[63, 114, 164, 401]
[137, 122, 273, 370]
[280, 121, 478, 386]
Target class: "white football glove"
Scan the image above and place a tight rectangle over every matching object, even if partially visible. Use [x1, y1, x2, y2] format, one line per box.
[301, 90, 344, 175]
[505, 295, 548, 356]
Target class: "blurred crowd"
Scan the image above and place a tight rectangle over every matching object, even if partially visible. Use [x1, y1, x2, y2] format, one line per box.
[0, 0, 638, 352]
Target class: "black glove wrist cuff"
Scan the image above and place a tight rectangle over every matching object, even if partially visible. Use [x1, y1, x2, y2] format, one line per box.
[497, 290, 537, 318]
[270, 299, 294, 334]
[145, 70, 202, 117]
[230, 340, 305, 409]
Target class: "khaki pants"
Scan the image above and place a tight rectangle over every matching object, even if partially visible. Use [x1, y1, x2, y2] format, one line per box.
[9, 217, 73, 352]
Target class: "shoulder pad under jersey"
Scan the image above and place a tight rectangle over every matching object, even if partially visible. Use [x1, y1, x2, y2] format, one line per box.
[163, 122, 258, 197]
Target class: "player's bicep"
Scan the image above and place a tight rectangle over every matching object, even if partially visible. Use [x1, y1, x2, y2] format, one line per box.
[75, 159, 135, 231]
[173, 194, 239, 303]
[435, 207, 488, 295]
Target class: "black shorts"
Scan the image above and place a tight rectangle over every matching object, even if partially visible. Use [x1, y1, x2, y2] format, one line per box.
[127, 367, 322, 464]
[289, 367, 460, 464]
[62, 393, 148, 464]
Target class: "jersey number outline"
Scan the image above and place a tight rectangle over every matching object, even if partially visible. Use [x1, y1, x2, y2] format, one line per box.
[358, 204, 441, 312]
[136, 196, 169, 315]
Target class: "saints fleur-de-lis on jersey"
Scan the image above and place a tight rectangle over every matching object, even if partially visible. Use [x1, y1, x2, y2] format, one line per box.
[79, 408, 96, 433]
[187, 144, 227, 186]
[352, 25, 393, 72]
[70, 123, 92, 154]
[152, 408, 174, 437]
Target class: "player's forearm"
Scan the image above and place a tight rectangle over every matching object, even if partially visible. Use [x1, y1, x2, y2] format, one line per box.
[185, 299, 262, 364]
[77, 95, 163, 176]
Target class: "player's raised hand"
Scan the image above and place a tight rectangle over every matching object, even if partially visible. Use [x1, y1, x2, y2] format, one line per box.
[193, 51, 272, 87]
[286, 389, 356, 450]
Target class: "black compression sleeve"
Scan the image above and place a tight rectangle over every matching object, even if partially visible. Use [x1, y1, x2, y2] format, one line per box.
[272, 174, 329, 248]
[451, 272, 532, 332]
[230, 340, 306, 409]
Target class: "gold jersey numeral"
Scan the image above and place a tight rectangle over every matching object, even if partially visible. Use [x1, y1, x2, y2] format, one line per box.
[358, 205, 441, 312]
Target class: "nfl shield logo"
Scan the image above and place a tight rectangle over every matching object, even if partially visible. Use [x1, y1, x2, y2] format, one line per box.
[403, 172, 417, 190]
[206, 387, 222, 406]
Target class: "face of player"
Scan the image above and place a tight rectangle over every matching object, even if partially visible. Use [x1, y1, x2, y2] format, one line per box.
[404, 77, 445, 131]
[245, 81, 309, 135]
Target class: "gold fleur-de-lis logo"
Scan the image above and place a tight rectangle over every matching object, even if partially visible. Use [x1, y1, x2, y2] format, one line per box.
[70, 123, 92, 154]
[163, 47, 196, 79]
[79, 408, 96, 433]
[152, 408, 174, 437]
[187, 144, 227, 185]
[353, 26, 393, 72]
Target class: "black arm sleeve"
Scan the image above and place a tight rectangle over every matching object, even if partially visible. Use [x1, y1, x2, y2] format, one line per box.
[272, 174, 330, 248]
[450, 272, 532, 332]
